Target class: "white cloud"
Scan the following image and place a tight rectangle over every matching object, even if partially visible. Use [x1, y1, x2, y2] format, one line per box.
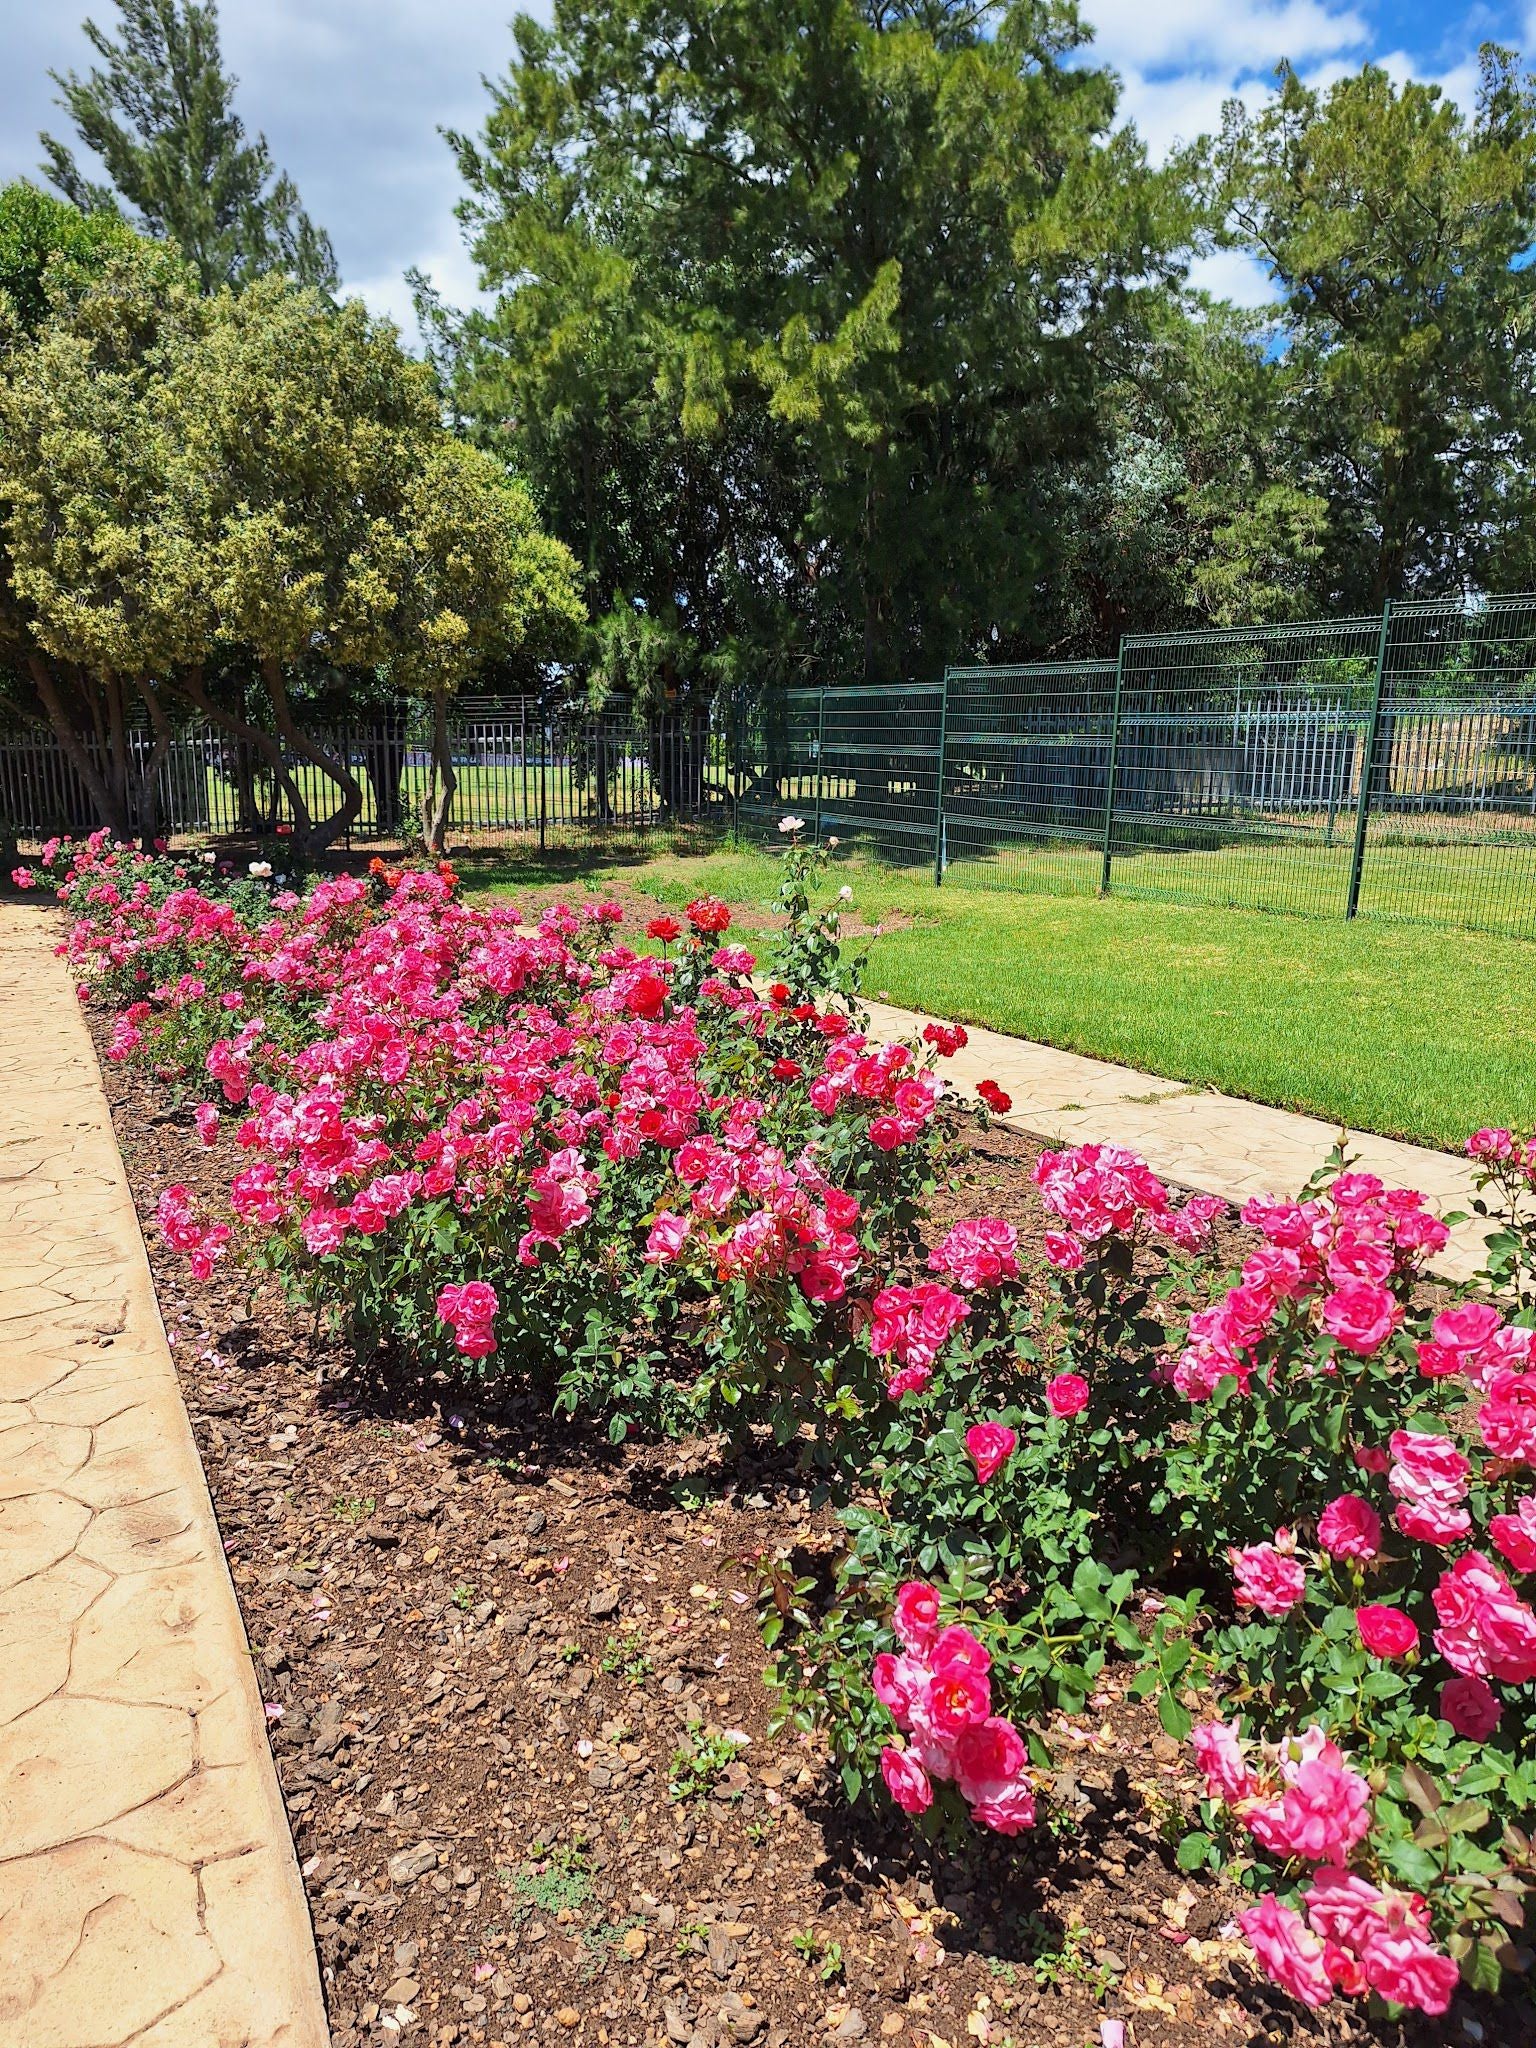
[0, 0, 548, 323]
[1079, 0, 1366, 79]
[1186, 245, 1280, 306]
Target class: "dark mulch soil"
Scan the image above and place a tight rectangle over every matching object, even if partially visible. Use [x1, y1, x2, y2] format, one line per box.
[91, 1028, 1523, 2048]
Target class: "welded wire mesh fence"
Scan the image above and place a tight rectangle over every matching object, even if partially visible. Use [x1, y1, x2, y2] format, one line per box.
[7, 594, 1536, 936]
[729, 595, 1536, 940]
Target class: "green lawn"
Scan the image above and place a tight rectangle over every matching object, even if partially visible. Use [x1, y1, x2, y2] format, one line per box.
[457, 842, 1536, 1152]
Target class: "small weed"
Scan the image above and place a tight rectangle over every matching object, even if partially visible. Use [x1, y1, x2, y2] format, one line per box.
[331, 1494, 375, 1523]
[1020, 1917, 1114, 1999]
[744, 1813, 779, 1845]
[559, 1639, 583, 1665]
[789, 1929, 844, 1981]
[668, 1730, 742, 1802]
[579, 1915, 646, 1982]
[674, 1919, 708, 1956]
[601, 1629, 653, 1682]
[507, 1840, 593, 1916]
[451, 1582, 475, 1611]
[669, 1480, 708, 1513]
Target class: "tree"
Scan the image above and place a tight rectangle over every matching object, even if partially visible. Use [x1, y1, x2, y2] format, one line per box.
[1214, 47, 1536, 607]
[437, 0, 1189, 693]
[0, 246, 583, 852]
[386, 440, 586, 850]
[41, 0, 337, 294]
[0, 194, 191, 836]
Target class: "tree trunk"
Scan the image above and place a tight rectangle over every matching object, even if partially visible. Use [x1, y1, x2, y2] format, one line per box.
[421, 691, 457, 856]
[28, 656, 126, 835]
[260, 657, 364, 855]
[130, 677, 175, 851]
[174, 667, 314, 841]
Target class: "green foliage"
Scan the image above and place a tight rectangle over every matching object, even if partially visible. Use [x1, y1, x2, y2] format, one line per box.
[1213, 48, 1536, 606]
[0, 247, 583, 848]
[667, 1729, 744, 1803]
[508, 1839, 593, 1915]
[436, 0, 1186, 688]
[41, 0, 337, 293]
[0, 181, 136, 335]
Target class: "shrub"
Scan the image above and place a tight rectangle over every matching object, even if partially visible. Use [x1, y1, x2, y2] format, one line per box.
[39, 826, 1536, 2023]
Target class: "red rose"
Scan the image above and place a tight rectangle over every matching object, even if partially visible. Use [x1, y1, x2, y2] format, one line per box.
[1356, 1604, 1419, 1659]
[977, 1079, 1012, 1114]
[685, 895, 731, 935]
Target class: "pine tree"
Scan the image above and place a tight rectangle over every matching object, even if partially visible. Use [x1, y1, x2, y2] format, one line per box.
[40, 0, 337, 294]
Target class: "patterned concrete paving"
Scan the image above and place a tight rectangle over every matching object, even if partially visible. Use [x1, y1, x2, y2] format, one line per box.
[862, 999, 1497, 1283]
[0, 906, 329, 2047]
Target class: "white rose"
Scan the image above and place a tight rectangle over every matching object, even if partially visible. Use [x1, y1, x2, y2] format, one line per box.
[838, 885, 852, 901]
[248, 860, 273, 878]
[778, 815, 806, 834]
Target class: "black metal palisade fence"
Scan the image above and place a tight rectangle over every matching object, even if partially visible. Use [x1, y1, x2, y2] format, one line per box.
[6, 594, 1536, 940]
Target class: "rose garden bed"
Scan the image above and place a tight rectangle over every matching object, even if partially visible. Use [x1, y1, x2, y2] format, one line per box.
[21, 829, 1536, 2047]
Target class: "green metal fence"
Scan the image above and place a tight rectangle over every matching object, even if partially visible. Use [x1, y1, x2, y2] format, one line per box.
[731, 594, 1536, 941]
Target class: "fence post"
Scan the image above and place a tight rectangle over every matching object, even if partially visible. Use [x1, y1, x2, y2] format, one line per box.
[1346, 600, 1392, 920]
[730, 692, 741, 842]
[932, 669, 951, 887]
[814, 688, 827, 847]
[1099, 638, 1126, 896]
[539, 697, 549, 858]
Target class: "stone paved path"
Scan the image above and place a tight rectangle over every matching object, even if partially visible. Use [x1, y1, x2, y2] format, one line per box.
[0, 907, 329, 2048]
[861, 998, 1495, 1283]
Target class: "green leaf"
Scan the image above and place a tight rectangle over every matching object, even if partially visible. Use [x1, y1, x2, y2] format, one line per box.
[1176, 1831, 1215, 1872]
[1158, 1690, 1192, 1741]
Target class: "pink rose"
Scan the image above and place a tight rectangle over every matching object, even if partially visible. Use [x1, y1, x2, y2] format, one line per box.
[1190, 1719, 1257, 1803]
[929, 1217, 1019, 1291]
[929, 1623, 990, 1677]
[1317, 1494, 1382, 1561]
[1045, 1372, 1089, 1417]
[1438, 1674, 1502, 1739]
[644, 1211, 690, 1262]
[1043, 1229, 1084, 1271]
[1321, 1280, 1401, 1356]
[1467, 1127, 1516, 1160]
[1356, 1604, 1418, 1659]
[892, 1581, 941, 1654]
[1241, 1896, 1332, 2009]
[1490, 1497, 1536, 1574]
[880, 1745, 932, 1816]
[1478, 1367, 1536, 1464]
[1245, 1752, 1371, 1864]
[1231, 1541, 1306, 1617]
[925, 1663, 991, 1739]
[1433, 1551, 1536, 1683]
[1432, 1301, 1502, 1354]
[964, 1421, 1017, 1485]
[1389, 1429, 1472, 1547]
[952, 1715, 1024, 1802]
[1303, 1866, 1394, 1954]
[1360, 1928, 1460, 2015]
[968, 1776, 1036, 1834]
[871, 1652, 925, 1727]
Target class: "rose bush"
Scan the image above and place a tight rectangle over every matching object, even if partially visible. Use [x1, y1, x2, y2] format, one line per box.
[28, 830, 1536, 2025]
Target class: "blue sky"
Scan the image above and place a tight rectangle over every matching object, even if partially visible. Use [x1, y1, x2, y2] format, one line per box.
[0, 1, 1528, 327]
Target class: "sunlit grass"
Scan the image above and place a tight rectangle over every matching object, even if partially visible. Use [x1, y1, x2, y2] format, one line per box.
[457, 840, 1536, 1152]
